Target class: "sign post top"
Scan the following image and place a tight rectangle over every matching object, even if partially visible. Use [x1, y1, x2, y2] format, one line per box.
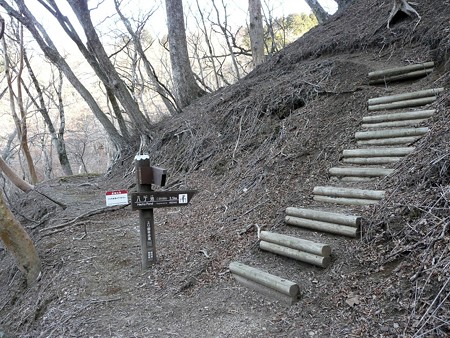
[135, 154, 150, 161]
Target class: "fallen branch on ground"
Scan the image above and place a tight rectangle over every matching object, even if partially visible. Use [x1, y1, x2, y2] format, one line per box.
[39, 204, 129, 236]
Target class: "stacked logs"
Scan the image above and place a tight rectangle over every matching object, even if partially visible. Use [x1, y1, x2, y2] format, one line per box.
[229, 261, 300, 305]
[368, 61, 434, 84]
[285, 206, 361, 238]
[342, 147, 415, 165]
[259, 231, 331, 268]
[312, 186, 385, 207]
[367, 88, 444, 111]
[355, 127, 429, 146]
[361, 109, 435, 128]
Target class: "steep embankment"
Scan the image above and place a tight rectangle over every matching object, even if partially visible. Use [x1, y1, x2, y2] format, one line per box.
[0, 1, 448, 337]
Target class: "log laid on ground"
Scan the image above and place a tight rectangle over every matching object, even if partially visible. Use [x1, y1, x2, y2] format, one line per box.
[229, 261, 299, 297]
[285, 215, 359, 237]
[260, 241, 331, 268]
[336, 176, 378, 182]
[355, 127, 428, 140]
[369, 69, 433, 84]
[342, 157, 402, 165]
[233, 274, 298, 305]
[363, 109, 435, 123]
[368, 61, 434, 79]
[362, 119, 428, 128]
[285, 207, 361, 227]
[342, 147, 414, 158]
[313, 186, 385, 200]
[329, 167, 394, 177]
[356, 136, 419, 146]
[368, 97, 436, 111]
[338, 177, 375, 182]
[368, 88, 444, 106]
[313, 195, 380, 206]
[260, 231, 331, 256]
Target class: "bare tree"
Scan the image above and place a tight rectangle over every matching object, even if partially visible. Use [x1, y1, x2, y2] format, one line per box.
[248, 0, 265, 67]
[23, 54, 74, 176]
[0, 0, 128, 152]
[55, 0, 152, 135]
[193, 0, 221, 88]
[2, 24, 38, 184]
[165, 0, 206, 108]
[211, 0, 242, 80]
[114, 0, 180, 115]
[304, 0, 329, 24]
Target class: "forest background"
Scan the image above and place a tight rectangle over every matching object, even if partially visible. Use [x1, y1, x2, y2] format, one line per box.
[0, 0, 335, 183]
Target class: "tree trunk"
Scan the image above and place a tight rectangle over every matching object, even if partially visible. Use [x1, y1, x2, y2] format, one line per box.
[248, 0, 265, 67]
[165, 0, 206, 108]
[335, 0, 352, 11]
[304, 0, 330, 24]
[0, 191, 41, 285]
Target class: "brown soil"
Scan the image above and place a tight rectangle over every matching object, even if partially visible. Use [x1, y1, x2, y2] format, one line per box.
[1, 1, 449, 337]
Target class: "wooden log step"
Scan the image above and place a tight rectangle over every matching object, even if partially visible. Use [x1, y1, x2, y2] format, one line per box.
[355, 127, 428, 140]
[343, 147, 414, 158]
[285, 215, 359, 237]
[369, 69, 433, 85]
[329, 167, 394, 177]
[285, 207, 361, 227]
[368, 88, 444, 106]
[361, 109, 434, 128]
[362, 109, 435, 124]
[338, 177, 375, 182]
[260, 231, 331, 256]
[357, 136, 420, 146]
[313, 186, 385, 200]
[368, 61, 434, 79]
[260, 241, 331, 268]
[368, 97, 436, 111]
[232, 274, 298, 305]
[362, 119, 428, 128]
[342, 157, 402, 165]
[313, 195, 379, 206]
[229, 261, 299, 297]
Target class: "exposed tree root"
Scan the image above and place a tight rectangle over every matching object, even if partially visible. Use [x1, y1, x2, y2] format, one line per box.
[387, 0, 421, 29]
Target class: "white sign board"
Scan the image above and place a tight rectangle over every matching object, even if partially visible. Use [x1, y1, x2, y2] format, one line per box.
[105, 190, 129, 206]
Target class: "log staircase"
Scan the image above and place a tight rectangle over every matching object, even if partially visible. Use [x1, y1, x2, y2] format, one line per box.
[229, 62, 445, 305]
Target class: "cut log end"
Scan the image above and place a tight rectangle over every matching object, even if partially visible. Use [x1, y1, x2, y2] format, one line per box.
[232, 274, 299, 305]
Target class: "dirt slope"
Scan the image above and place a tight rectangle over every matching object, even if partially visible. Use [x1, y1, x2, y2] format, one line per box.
[1, 1, 449, 337]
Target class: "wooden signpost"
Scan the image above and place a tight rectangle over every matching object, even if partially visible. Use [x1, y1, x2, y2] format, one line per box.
[131, 155, 196, 269]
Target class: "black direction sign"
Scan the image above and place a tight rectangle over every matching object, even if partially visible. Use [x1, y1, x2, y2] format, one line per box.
[130, 190, 197, 210]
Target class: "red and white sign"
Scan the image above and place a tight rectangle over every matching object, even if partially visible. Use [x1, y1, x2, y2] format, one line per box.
[105, 190, 129, 206]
